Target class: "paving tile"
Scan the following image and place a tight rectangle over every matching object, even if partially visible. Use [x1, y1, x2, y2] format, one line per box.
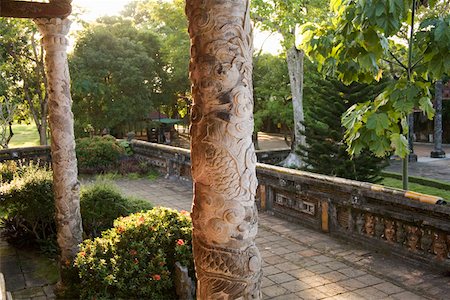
[263, 265, 283, 276]
[300, 275, 331, 288]
[267, 272, 296, 284]
[262, 285, 288, 298]
[281, 280, 312, 293]
[273, 262, 301, 272]
[261, 276, 275, 288]
[311, 255, 335, 264]
[305, 264, 333, 275]
[337, 267, 367, 278]
[354, 286, 388, 299]
[296, 288, 329, 300]
[355, 274, 384, 286]
[270, 293, 302, 300]
[5, 273, 26, 291]
[322, 271, 349, 283]
[286, 268, 315, 280]
[315, 282, 348, 296]
[264, 255, 288, 265]
[324, 261, 348, 271]
[11, 287, 45, 298]
[372, 282, 405, 295]
[338, 278, 367, 291]
[391, 291, 425, 300]
[326, 291, 364, 300]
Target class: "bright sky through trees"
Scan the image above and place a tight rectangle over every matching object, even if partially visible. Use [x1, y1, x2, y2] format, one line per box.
[71, 0, 282, 54]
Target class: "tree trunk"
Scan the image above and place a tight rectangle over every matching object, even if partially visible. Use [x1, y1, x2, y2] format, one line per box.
[38, 120, 48, 145]
[34, 18, 82, 296]
[186, 0, 262, 298]
[280, 46, 305, 168]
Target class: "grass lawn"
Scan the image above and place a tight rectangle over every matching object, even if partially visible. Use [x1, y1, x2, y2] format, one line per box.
[381, 177, 450, 200]
[8, 123, 42, 148]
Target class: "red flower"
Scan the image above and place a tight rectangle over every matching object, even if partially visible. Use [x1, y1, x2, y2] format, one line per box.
[137, 216, 145, 225]
[117, 226, 125, 234]
[152, 274, 161, 281]
[79, 251, 86, 257]
[176, 239, 185, 246]
[134, 258, 139, 264]
[129, 249, 137, 256]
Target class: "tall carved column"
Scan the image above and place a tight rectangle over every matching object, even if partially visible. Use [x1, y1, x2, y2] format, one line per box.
[431, 80, 446, 158]
[186, 0, 262, 298]
[34, 18, 82, 293]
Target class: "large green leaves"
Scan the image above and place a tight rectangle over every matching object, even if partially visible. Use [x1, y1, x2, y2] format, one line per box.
[302, 0, 449, 158]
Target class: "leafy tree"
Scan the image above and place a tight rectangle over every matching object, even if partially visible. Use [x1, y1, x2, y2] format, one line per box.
[70, 17, 165, 136]
[0, 18, 49, 145]
[301, 0, 450, 188]
[124, 0, 191, 118]
[298, 77, 388, 182]
[251, 0, 328, 167]
[253, 53, 292, 148]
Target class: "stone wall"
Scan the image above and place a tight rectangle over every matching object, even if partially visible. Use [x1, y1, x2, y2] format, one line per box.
[0, 146, 51, 163]
[131, 140, 450, 271]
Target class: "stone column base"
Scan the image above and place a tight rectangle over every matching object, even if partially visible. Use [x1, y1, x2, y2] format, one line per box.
[430, 150, 446, 158]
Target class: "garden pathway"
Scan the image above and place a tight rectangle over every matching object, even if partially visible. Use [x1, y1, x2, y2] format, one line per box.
[1, 177, 449, 299]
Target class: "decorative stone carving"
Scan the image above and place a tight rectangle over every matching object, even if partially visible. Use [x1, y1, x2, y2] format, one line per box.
[420, 229, 433, 253]
[432, 232, 448, 260]
[356, 213, 365, 234]
[384, 220, 396, 243]
[186, 0, 262, 298]
[375, 217, 384, 238]
[396, 222, 406, 244]
[406, 225, 421, 252]
[364, 214, 375, 237]
[34, 17, 83, 291]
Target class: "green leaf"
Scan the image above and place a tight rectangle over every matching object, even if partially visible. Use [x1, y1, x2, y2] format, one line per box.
[390, 133, 409, 158]
[418, 97, 434, 120]
[366, 113, 390, 135]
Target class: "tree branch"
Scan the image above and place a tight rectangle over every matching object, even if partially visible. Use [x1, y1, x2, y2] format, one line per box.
[388, 50, 408, 71]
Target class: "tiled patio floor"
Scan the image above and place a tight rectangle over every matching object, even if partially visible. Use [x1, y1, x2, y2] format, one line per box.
[2, 177, 449, 299]
[115, 178, 450, 300]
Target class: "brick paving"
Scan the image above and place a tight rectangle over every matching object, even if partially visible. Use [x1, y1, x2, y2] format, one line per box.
[2, 177, 449, 299]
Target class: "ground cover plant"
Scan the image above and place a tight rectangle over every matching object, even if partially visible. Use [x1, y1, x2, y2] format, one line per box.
[75, 207, 194, 300]
[381, 177, 449, 200]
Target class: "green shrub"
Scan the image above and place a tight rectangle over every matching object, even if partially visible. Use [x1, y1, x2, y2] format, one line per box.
[1, 165, 153, 251]
[80, 182, 153, 237]
[0, 165, 55, 246]
[75, 207, 194, 300]
[76, 136, 125, 173]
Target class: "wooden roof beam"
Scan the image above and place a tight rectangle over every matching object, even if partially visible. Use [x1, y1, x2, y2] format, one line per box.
[0, 0, 71, 19]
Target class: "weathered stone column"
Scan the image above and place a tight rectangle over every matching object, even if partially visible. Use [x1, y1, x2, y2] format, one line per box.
[431, 80, 446, 158]
[34, 18, 82, 294]
[186, 0, 262, 298]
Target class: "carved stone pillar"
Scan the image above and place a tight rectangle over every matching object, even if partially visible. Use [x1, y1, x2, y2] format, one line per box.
[186, 0, 262, 298]
[431, 80, 446, 158]
[34, 18, 82, 292]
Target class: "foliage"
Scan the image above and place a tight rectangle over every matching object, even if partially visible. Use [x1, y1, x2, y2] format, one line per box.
[75, 136, 125, 173]
[70, 17, 165, 136]
[298, 77, 388, 182]
[9, 123, 42, 148]
[1, 162, 153, 253]
[253, 54, 292, 133]
[0, 163, 55, 247]
[124, 0, 191, 118]
[80, 181, 153, 238]
[301, 0, 450, 158]
[75, 207, 193, 300]
[0, 18, 49, 145]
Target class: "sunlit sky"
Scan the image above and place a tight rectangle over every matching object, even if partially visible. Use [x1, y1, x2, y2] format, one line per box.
[71, 0, 283, 54]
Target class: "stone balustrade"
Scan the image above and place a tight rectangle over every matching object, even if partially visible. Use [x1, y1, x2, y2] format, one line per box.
[0, 146, 51, 163]
[131, 140, 450, 271]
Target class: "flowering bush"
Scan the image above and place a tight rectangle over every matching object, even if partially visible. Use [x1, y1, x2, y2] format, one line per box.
[75, 207, 194, 300]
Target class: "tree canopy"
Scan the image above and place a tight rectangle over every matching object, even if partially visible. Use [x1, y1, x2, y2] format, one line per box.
[70, 17, 165, 135]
